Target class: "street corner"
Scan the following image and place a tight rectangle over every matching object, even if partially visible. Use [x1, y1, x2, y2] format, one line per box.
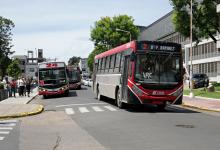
[0, 104, 44, 119]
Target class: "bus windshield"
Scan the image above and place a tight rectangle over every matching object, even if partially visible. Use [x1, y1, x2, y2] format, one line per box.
[135, 53, 181, 85]
[69, 70, 80, 81]
[39, 68, 66, 81]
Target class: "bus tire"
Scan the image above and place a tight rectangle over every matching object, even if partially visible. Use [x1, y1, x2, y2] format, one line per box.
[64, 90, 69, 97]
[43, 95, 47, 99]
[157, 103, 166, 111]
[116, 89, 124, 109]
[96, 86, 102, 100]
[174, 95, 182, 105]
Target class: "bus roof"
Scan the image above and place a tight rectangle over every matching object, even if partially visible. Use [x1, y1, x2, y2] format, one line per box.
[95, 41, 136, 59]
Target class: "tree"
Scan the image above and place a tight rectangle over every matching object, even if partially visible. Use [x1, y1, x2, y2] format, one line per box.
[7, 59, 21, 79]
[170, 0, 219, 43]
[0, 16, 15, 78]
[68, 56, 81, 66]
[88, 15, 140, 71]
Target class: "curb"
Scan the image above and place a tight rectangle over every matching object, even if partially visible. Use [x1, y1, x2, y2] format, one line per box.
[183, 95, 220, 101]
[0, 105, 44, 119]
[182, 102, 220, 113]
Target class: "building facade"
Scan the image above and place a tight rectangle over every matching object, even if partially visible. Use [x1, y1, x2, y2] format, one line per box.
[139, 11, 220, 83]
[12, 49, 45, 79]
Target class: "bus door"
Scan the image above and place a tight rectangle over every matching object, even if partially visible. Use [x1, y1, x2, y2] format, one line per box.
[121, 55, 130, 100]
[93, 59, 99, 91]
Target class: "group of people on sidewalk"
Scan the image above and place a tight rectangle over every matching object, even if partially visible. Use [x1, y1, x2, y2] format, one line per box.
[3, 76, 33, 98]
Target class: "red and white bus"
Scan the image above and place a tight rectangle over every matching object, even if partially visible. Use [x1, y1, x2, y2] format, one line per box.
[38, 62, 69, 98]
[93, 41, 183, 109]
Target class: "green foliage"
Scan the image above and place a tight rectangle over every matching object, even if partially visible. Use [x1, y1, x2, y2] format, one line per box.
[68, 56, 81, 66]
[0, 16, 15, 78]
[7, 58, 21, 79]
[88, 15, 140, 71]
[184, 88, 220, 99]
[170, 0, 219, 43]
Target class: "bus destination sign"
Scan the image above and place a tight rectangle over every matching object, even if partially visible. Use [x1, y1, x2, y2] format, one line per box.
[137, 41, 180, 52]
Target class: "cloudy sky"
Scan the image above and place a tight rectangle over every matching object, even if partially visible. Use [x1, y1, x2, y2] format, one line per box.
[0, 0, 173, 63]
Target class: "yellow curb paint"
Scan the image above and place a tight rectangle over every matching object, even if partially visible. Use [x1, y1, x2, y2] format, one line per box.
[182, 102, 220, 113]
[0, 105, 44, 119]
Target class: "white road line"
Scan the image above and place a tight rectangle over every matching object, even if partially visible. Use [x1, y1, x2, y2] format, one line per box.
[0, 120, 18, 123]
[104, 106, 117, 111]
[92, 106, 104, 112]
[0, 123, 16, 127]
[0, 127, 13, 130]
[79, 107, 89, 113]
[65, 108, 75, 115]
[0, 131, 10, 134]
[56, 103, 105, 108]
[0, 137, 5, 141]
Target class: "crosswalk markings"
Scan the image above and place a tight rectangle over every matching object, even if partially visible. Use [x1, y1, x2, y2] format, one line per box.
[79, 107, 89, 113]
[0, 137, 5, 141]
[0, 120, 18, 141]
[0, 123, 16, 127]
[0, 131, 10, 134]
[0, 120, 18, 123]
[64, 105, 118, 115]
[104, 106, 117, 111]
[65, 108, 75, 115]
[92, 106, 104, 112]
[0, 127, 13, 130]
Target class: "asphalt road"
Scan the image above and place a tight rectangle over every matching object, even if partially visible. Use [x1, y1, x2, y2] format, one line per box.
[2, 86, 220, 150]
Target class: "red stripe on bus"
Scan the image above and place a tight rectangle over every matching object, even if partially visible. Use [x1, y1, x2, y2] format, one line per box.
[95, 41, 136, 59]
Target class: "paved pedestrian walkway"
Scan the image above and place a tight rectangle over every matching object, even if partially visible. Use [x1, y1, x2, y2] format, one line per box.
[183, 96, 220, 112]
[0, 88, 43, 119]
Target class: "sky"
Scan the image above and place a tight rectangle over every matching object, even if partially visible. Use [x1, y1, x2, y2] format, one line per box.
[0, 0, 173, 63]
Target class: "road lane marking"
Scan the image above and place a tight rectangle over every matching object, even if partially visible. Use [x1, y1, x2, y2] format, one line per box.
[0, 120, 18, 123]
[79, 107, 89, 113]
[92, 106, 104, 112]
[104, 106, 117, 111]
[0, 123, 16, 127]
[0, 131, 10, 134]
[0, 137, 5, 141]
[0, 127, 13, 130]
[65, 108, 75, 115]
[56, 103, 106, 108]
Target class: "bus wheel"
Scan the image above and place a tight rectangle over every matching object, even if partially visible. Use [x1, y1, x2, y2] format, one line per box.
[157, 103, 166, 111]
[97, 87, 102, 100]
[116, 89, 124, 109]
[43, 95, 47, 99]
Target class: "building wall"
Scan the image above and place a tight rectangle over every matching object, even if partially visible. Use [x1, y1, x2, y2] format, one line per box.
[139, 11, 220, 83]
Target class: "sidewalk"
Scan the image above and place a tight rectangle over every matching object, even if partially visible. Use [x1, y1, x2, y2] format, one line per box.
[0, 88, 43, 119]
[183, 96, 220, 112]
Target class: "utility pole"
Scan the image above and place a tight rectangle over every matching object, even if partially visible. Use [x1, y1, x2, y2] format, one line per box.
[189, 0, 194, 98]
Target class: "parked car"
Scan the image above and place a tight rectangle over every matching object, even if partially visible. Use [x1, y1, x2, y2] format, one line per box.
[192, 73, 209, 88]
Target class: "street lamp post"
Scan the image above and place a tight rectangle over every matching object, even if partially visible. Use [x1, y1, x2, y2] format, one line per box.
[189, 0, 194, 98]
[116, 28, 131, 42]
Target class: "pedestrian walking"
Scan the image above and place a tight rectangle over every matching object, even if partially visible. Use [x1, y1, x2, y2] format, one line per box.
[17, 77, 25, 96]
[10, 79, 17, 97]
[26, 77, 32, 97]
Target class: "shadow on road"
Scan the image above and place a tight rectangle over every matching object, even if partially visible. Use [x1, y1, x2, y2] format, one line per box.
[100, 97, 199, 114]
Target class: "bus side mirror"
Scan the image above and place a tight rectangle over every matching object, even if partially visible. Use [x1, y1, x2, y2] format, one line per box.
[130, 53, 136, 61]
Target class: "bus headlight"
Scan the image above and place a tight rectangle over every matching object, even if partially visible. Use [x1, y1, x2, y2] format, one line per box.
[171, 87, 183, 97]
[131, 85, 143, 96]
